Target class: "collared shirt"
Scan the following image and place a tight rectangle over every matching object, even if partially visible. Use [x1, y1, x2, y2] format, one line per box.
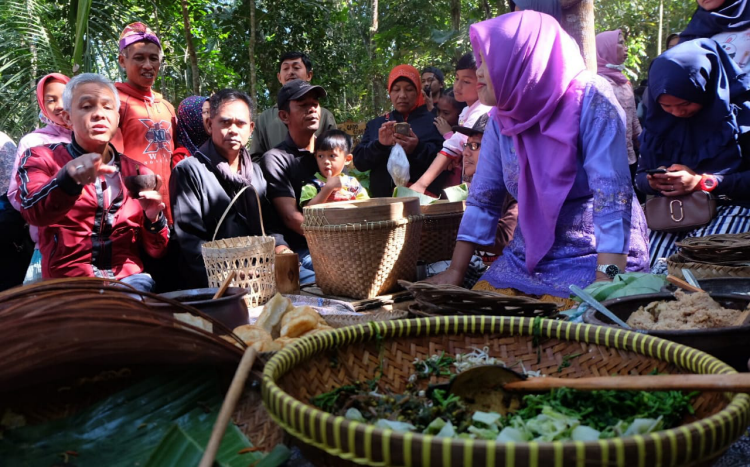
[259, 135, 318, 250]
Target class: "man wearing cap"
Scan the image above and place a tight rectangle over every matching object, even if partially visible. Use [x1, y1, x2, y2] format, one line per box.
[260, 79, 326, 281]
[114, 22, 178, 224]
[454, 114, 518, 264]
[250, 51, 337, 162]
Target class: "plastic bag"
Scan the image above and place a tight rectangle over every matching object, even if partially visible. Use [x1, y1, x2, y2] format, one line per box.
[387, 143, 411, 187]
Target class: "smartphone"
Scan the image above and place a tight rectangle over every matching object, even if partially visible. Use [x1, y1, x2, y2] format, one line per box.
[646, 168, 668, 175]
[394, 122, 411, 136]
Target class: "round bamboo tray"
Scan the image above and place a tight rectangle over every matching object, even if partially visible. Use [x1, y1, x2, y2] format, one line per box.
[668, 253, 750, 280]
[418, 201, 464, 264]
[262, 317, 750, 467]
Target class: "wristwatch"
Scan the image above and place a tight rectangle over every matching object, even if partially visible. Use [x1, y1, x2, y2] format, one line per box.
[699, 174, 718, 192]
[597, 264, 621, 279]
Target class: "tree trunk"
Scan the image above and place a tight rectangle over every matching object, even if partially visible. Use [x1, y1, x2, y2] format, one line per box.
[248, 0, 257, 104]
[450, 0, 460, 31]
[481, 0, 492, 19]
[560, 0, 596, 72]
[370, 0, 381, 113]
[180, 0, 200, 95]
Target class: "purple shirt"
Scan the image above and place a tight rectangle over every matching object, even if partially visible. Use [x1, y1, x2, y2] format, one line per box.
[458, 78, 649, 297]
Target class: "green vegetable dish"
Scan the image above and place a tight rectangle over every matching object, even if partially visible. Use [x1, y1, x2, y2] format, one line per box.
[310, 349, 697, 443]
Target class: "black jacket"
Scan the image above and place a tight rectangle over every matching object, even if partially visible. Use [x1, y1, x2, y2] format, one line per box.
[170, 140, 287, 289]
[353, 105, 446, 198]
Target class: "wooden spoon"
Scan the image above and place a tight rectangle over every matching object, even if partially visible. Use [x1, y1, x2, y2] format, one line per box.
[448, 365, 750, 415]
[212, 271, 236, 300]
[198, 346, 257, 467]
[666, 274, 705, 293]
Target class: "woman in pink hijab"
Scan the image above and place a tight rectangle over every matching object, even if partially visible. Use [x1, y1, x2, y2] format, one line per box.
[428, 11, 649, 307]
[8, 73, 72, 284]
[596, 29, 642, 194]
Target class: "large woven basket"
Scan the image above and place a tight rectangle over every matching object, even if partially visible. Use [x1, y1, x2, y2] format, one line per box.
[202, 186, 276, 308]
[302, 198, 424, 299]
[667, 253, 750, 280]
[418, 201, 464, 263]
[262, 317, 750, 467]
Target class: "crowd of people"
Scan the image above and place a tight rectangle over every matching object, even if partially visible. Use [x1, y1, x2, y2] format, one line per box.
[0, 0, 748, 307]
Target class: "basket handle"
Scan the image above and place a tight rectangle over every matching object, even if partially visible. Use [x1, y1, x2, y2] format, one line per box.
[212, 185, 266, 241]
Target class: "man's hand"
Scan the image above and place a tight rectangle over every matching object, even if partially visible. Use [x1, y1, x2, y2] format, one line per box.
[394, 128, 419, 155]
[378, 121, 396, 147]
[422, 89, 434, 112]
[65, 153, 117, 186]
[137, 190, 165, 223]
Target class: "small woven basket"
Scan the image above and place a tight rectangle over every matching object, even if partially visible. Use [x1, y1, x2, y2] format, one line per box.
[262, 317, 750, 467]
[302, 198, 424, 299]
[668, 253, 750, 280]
[202, 186, 276, 308]
[418, 201, 465, 263]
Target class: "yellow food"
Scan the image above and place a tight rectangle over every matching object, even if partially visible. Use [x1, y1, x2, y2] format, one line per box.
[231, 324, 273, 351]
[255, 293, 293, 337]
[626, 291, 747, 330]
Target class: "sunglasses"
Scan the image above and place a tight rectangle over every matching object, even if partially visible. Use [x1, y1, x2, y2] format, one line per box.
[462, 142, 481, 151]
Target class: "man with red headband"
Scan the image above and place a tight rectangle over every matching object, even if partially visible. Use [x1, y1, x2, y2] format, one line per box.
[114, 22, 178, 224]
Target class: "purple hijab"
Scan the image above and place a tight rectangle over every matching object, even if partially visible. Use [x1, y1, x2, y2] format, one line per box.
[596, 30, 629, 86]
[470, 11, 587, 273]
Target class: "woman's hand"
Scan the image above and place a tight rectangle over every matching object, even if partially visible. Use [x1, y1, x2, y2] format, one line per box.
[424, 268, 464, 286]
[647, 164, 701, 196]
[378, 121, 396, 147]
[434, 116, 452, 136]
[394, 128, 419, 154]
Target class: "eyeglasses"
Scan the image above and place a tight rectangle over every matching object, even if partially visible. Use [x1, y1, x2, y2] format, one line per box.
[462, 142, 481, 151]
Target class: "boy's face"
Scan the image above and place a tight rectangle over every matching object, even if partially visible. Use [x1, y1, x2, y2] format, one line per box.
[453, 69, 478, 104]
[119, 41, 162, 92]
[315, 148, 351, 179]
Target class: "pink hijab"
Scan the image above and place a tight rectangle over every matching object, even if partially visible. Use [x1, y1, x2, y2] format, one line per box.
[36, 73, 71, 128]
[469, 11, 587, 273]
[596, 30, 628, 86]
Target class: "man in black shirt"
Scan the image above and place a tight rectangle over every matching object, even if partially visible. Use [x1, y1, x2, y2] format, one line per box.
[260, 79, 327, 283]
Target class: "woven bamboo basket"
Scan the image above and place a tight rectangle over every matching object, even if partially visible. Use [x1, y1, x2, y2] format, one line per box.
[262, 317, 750, 467]
[676, 232, 750, 264]
[418, 201, 465, 264]
[202, 186, 276, 308]
[668, 253, 750, 280]
[302, 198, 424, 299]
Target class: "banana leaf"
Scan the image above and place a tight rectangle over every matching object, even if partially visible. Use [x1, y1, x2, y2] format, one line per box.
[0, 368, 277, 467]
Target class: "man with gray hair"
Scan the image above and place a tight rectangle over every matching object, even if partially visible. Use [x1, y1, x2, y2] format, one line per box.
[14, 73, 169, 291]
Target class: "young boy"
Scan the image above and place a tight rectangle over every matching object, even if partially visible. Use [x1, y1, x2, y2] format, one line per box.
[114, 22, 178, 223]
[410, 53, 493, 192]
[299, 130, 369, 207]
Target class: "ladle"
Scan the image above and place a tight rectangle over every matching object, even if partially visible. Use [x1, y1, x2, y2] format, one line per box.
[445, 365, 750, 415]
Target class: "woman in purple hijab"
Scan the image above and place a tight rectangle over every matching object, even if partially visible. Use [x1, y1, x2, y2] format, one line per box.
[427, 11, 649, 306]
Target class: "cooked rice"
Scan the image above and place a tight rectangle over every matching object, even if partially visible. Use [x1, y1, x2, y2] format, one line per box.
[626, 291, 748, 331]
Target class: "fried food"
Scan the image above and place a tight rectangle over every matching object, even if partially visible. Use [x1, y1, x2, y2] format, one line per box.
[274, 336, 299, 349]
[232, 324, 273, 351]
[626, 291, 747, 330]
[255, 293, 293, 337]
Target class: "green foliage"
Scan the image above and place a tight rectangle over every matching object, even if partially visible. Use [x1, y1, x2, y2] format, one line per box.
[0, 0, 700, 141]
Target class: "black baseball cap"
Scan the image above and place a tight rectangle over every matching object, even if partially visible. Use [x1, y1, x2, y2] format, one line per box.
[277, 79, 327, 109]
[453, 113, 489, 137]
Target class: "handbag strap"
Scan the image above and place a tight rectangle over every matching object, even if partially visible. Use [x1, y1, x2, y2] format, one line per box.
[212, 185, 266, 241]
